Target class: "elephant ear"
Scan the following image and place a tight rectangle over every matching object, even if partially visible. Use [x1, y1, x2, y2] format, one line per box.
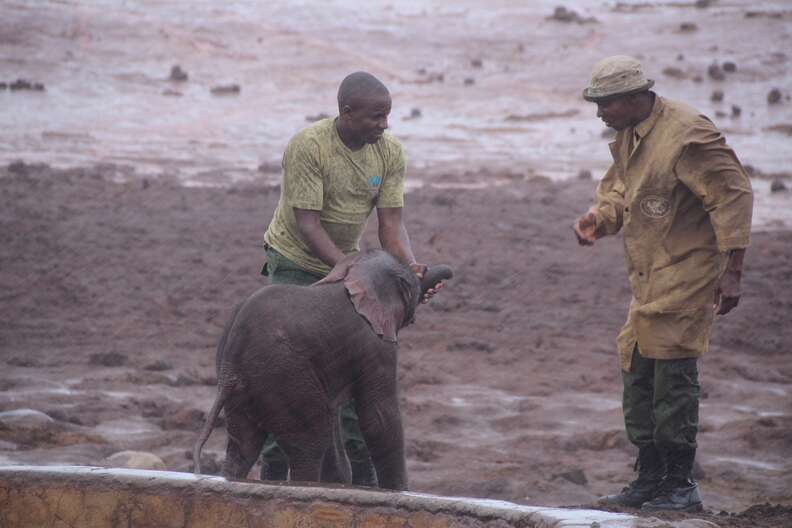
[315, 253, 401, 343]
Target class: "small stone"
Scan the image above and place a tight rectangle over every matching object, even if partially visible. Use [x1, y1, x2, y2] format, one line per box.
[143, 359, 172, 371]
[471, 58, 483, 68]
[169, 65, 188, 82]
[679, 22, 698, 32]
[89, 352, 126, 367]
[162, 89, 182, 97]
[463, 77, 475, 86]
[577, 169, 592, 180]
[555, 468, 588, 486]
[409, 107, 422, 118]
[708, 63, 725, 81]
[662, 66, 686, 79]
[0, 409, 55, 430]
[731, 104, 742, 117]
[677, 53, 685, 61]
[210, 84, 241, 95]
[770, 179, 787, 192]
[723, 61, 737, 73]
[715, 110, 727, 118]
[695, 0, 713, 7]
[767, 88, 782, 104]
[105, 450, 166, 470]
[711, 90, 724, 102]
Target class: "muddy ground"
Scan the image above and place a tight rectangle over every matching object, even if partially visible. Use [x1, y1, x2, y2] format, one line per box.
[1, 162, 790, 528]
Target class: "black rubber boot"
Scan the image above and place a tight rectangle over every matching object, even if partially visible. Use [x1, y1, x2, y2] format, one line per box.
[642, 448, 703, 513]
[599, 445, 665, 508]
[260, 458, 289, 481]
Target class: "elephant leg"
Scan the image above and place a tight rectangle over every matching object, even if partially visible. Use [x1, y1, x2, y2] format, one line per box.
[355, 395, 407, 490]
[223, 404, 266, 479]
[319, 410, 352, 484]
[277, 419, 333, 483]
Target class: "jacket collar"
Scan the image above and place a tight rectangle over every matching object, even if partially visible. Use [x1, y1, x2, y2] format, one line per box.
[633, 92, 663, 140]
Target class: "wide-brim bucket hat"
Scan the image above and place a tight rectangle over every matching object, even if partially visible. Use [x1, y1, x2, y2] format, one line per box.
[583, 55, 654, 102]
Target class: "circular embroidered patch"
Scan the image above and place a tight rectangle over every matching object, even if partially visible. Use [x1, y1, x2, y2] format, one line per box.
[639, 195, 671, 218]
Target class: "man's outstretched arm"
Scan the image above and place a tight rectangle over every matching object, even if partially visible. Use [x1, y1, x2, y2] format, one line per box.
[294, 208, 345, 268]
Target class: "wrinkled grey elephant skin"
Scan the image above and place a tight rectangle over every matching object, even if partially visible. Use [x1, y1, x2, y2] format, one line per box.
[193, 250, 452, 491]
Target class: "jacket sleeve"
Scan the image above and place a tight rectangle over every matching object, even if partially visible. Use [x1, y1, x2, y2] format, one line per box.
[675, 118, 753, 252]
[592, 162, 626, 236]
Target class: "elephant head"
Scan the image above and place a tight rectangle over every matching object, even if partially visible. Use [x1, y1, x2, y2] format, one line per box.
[315, 250, 453, 343]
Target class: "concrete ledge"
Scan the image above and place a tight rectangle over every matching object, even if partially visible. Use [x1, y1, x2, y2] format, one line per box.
[0, 465, 638, 527]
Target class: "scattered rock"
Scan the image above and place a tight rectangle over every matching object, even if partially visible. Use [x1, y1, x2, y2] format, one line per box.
[770, 179, 788, 193]
[0, 409, 54, 430]
[403, 107, 422, 121]
[8, 79, 45, 91]
[447, 340, 494, 353]
[577, 169, 592, 180]
[710, 90, 724, 102]
[731, 104, 742, 117]
[765, 124, 792, 136]
[143, 359, 172, 371]
[89, 352, 127, 367]
[210, 84, 240, 96]
[715, 110, 727, 118]
[162, 89, 182, 97]
[463, 77, 475, 86]
[722, 61, 737, 73]
[767, 88, 782, 104]
[169, 65, 188, 82]
[547, 6, 597, 24]
[305, 112, 330, 122]
[6, 356, 39, 367]
[677, 53, 685, 61]
[662, 66, 686, 79]
[471, 58, 483, 68]
[554, 468, 588, 486]
[695, 0, 713, 7]
[105, 450, 166, 470]
[707, 63, 725, 81]
[160, 408, 205, 430]
[679, 22, 698, 32]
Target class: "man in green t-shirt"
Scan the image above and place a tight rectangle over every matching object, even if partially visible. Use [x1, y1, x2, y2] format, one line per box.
[260, 71, 440, 486]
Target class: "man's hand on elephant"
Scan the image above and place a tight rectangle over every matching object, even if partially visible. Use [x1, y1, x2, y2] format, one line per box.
[714, 269, 742, 315]
[573, 210, 599, 246]
[410, 262, 442, 303]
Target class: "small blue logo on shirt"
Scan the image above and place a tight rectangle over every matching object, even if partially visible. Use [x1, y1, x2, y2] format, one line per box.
[368, 175, 382, 187]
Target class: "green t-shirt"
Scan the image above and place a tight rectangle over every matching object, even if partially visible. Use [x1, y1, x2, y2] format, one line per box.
[264, 118, 406, 275]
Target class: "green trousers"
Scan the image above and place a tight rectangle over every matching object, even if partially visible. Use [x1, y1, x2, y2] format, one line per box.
[260, 247, 373, 474]
[622, 345, 700, 453]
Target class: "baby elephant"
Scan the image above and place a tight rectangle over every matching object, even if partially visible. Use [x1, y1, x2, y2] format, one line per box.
[193, 250, 452, 490]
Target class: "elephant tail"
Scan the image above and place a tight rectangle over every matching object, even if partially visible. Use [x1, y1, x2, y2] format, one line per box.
[193, 385, 228, 474]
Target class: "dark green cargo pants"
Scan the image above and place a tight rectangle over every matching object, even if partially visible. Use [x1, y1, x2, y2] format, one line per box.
[260, 247, 374, 481]
[622, 345, 700, 453]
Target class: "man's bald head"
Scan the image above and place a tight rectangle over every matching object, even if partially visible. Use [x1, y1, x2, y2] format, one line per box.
[337, 71, 389, 112]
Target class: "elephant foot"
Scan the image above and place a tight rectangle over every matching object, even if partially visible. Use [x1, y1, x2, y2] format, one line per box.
[350, 459, 378, 487]
[261, 459, 289, 481]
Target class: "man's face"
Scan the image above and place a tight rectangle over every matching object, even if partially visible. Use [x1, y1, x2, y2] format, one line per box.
[595, 95, 635, 131]
[341, 92, 392, 145]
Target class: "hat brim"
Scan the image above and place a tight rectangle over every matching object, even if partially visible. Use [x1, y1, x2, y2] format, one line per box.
[582, 79, 654, 102]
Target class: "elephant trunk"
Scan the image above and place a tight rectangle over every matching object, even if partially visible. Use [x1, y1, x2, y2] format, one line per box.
[420, 264, 453, 296]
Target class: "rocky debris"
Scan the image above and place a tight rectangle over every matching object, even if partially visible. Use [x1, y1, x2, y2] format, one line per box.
[2, 79, 45, 91]
[695, 0, 713, 7]
[554, 468, 588, 486]
[470, 58, 483, 68]
[547, 6, 597, 24]
[662, 66, 686, 79]
[0, 409, 54, 430]
[415, 69, 445, 83]
[767, 88, 782, 104]
[731, 104, 742, 117]
[707, 63, 726, 81]
[104, 450, 166, 470]
[210, 84, 240, 96]
[577, 169, 592, 180]
[463, 77, 475, 86]
[162, 89, 182, 97]
[89, 352, 127, 367]
[745, 10, 784, 19]
[723, 61, 737, 72]
[305, 112, 330, 122]
[404, 107, 422, 120]
[0, 409, 104, 448]
[447, 340, 494, 353]
[143, 359, 173, 371]
[6, 356, 39, 367]
[765, 123, 792, 136]
[711, 89, 724, 102]
[159, 408, 205, 430]
[169, 65, 188, 82]
[770, 179, 788, 193]
[679, 22, 698, 32]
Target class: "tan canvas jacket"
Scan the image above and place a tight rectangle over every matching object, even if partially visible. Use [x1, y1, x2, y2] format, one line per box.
[592, 95, 753, 371]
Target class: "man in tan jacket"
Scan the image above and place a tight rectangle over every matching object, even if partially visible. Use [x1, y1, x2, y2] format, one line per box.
[574, 56, 753, 512]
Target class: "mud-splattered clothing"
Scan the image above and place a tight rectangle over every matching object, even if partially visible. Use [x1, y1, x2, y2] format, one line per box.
[264, 118, 405, 275]
[591, 95, 753, 371]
